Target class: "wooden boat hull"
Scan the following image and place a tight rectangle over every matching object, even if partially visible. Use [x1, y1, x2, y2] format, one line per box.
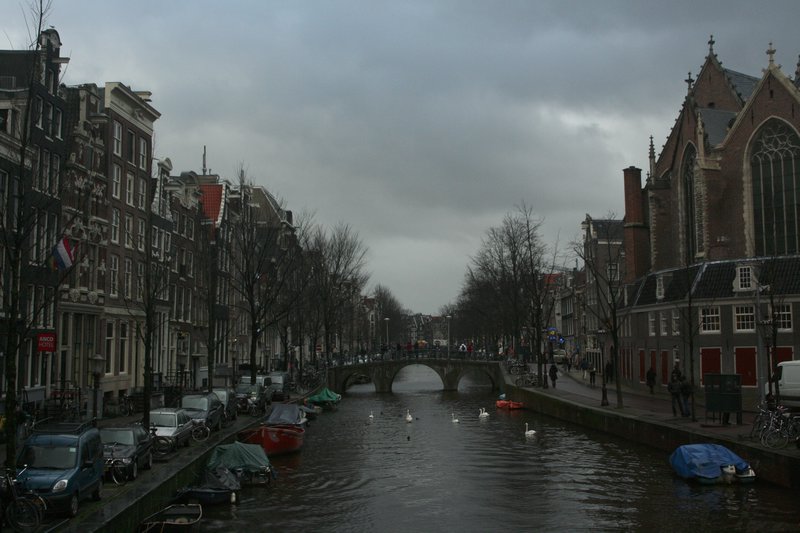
[240, 424, 305, 456]
[139, 504, 202, 532]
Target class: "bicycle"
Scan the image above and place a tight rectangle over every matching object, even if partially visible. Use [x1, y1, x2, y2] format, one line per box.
[515, 373, 539, 387]
[1, 466, 47, 532]
[191, 421, 211, 443]
[149, 426, 173, 458]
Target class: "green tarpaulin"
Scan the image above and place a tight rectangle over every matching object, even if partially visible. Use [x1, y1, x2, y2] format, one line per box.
[207, 441, 271, 472]
[307, 388, 341, 405]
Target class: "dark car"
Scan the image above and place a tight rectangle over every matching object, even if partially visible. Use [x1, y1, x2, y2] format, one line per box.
[235, 382, 269, 415]
[100, 423, 153, 480]
[180, 393, 224, 431]
[212, 387, 238, 422]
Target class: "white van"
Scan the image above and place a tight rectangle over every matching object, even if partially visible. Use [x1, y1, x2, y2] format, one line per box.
[774, 361, 800, 407]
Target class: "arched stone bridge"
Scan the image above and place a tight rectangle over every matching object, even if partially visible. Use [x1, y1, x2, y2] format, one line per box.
[327, 358, 504, 393]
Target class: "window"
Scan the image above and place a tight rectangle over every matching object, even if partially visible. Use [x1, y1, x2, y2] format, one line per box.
[186, 219, 194, 241]
[773, 303, 793, 331]
[126, 172, 134, 206]
[682, 144, 703, 261]
[44, 102, 52, 137]
[660, 312, 668, 336]
[736, 266, 753, 291]
[701, 306, 721, 333]
[734, 305, 755, 332]
[138, 177, 146, 209]
[111, 208, 120, 243]
[53, 108, 62, 139]
[139, 138, 148, 169]
[119, 322, 127, 373]
[112, 164, 121, 199]
[138, 219, 145, 251]
[124, 258, 132, 298]
[50, 155, 59, 195]
[127, 130, 135, 163]
[35, 96, 43, 128]
[656, 276, 664, 300]
[136, 262, 144, 301]
[187, 251, 194, 277]
[109, 255, 119, 297]
[105, 322, 114, 374]
[671, 309, 680, 336]
[125, 214, 133, 248]
[113, 121, 122, 156]
[40, 149, 49, 191]
[648, 312, 655, 336]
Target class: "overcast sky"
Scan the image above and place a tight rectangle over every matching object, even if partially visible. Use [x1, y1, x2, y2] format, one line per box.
[3, 1, 800, 314]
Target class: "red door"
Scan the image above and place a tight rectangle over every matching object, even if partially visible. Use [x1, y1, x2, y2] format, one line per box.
[700, 347, 721, 385]
[735, 347, 757, 387]
[659, 350, 668, 385]
[774, 346, 793, 364]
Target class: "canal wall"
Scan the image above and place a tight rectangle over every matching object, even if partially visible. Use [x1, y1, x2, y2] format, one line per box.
[506, 383, 800, 489]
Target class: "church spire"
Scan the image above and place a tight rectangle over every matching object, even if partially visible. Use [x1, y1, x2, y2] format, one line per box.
[707, 34, 715, 56]
[648, 135, 656, 183]
[685, 72, 694, 94]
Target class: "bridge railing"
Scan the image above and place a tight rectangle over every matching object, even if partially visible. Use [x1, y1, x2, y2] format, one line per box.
[326, 348, 508, 366]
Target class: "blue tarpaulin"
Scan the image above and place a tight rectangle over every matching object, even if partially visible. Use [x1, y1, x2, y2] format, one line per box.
[669, 444, 750, 480]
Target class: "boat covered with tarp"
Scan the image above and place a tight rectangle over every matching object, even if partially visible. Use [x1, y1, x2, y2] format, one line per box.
[206, 441, 275, 485]
[176, 466, 241, 505]
[669, 443, 755, 484]
[306, 387, 342, 409]
[265, 403, 308, 427]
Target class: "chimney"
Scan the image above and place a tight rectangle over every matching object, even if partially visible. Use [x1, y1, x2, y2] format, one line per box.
[623, 166, 650, 282]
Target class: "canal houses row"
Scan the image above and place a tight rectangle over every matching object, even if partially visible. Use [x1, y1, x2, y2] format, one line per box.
[0, 29, 298, 415]
[556, 39, 800, 404]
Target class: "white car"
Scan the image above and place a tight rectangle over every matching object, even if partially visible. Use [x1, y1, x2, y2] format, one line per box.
[149, 408, 194, 449]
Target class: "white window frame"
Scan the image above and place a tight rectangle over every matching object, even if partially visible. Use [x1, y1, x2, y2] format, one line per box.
[137, 177, 146, 209]
[126, 172, 135, 206]
[773, 303, 793, 332]
[700, 306, 721, 333]
[734, 305, 756, 333]
[139, 138, 148, 170]
[111, 208, 120, 243]
[113, 121, 122, 156]
[736, 265, 753, 291]
[671, 308, 680, 336]
[125, 213, 133, 248]
[660, 311, 668, 336]
[109, 255, 119, 297]
[648, 312, 655, 336]
[656, 276, 664, 300]
[112, 164, 121, 199]
[124, 258, 132, 299]
[137, 218, 146, 251]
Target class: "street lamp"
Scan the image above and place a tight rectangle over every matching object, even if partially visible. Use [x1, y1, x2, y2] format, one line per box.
[384, 317, 389, 348]
[446, 315, 452, 360]
[89, 354, 105, 420]
[596, 330, 609, 407]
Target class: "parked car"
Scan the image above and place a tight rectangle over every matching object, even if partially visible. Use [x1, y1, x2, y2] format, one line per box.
[16, 421, 104, 517]
[180, 393, 225, 431]
[100, 423, 154, 481]
[212, 387, 238, 422]
[267, 371, 291, 401]
[150, 408, 194, 449]
[235, 382, 269, 415]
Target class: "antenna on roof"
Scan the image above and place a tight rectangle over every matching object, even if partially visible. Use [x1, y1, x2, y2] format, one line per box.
[202, 145, 207, 175]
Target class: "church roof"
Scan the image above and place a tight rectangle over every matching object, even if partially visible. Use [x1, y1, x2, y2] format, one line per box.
[697, 107, 737, 146]
[722, 68, 759, 101]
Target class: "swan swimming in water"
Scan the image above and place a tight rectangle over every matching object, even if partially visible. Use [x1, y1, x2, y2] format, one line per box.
[405, 409, 413, 423]
[451, 412, 459, 423]
[478, 408, 489, 419]
[369, 411, 374, 420]
[525, 422, 536, 438]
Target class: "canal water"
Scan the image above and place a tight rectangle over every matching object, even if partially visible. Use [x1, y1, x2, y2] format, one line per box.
[200, 365, 800, 532]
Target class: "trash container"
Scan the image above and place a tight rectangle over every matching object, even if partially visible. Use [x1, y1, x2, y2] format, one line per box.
[704, 373, 742, 424]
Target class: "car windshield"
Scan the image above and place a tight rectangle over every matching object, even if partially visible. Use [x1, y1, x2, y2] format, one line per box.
[100, 429, 134, 445]
[213, 391, 228, 403]
[236, 384, 257, 394]
[270, 376, 284, 385]
[151, 413, 177, 427]
[21, 444, 77, 469]
[181, 397, 208, 410]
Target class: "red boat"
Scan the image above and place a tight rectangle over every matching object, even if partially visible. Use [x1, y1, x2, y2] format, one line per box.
[239, 424, 305, 456]
[496, 400, 524, 409]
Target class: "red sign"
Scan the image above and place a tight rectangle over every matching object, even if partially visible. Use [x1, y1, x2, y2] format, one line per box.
[37, 332, 56, 352]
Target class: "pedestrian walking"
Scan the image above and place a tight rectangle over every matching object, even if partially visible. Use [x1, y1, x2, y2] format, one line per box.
[589, 366, 596, 388]
[668, 376, 684, 416]
[671, 359, 683, 382]
[581, 358, 588, 380]
[549, 364, 559, 388]
[646, 366, 656, 394]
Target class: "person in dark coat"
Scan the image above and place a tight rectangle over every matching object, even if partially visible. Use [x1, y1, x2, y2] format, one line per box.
[668, 376, 684, 416]
[549, 364, 559, 388]
[679, 377, 692, 418]
[646, 366, 657, 394]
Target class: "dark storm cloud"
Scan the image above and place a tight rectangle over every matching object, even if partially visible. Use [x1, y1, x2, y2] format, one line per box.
[3, 0, 800, 312]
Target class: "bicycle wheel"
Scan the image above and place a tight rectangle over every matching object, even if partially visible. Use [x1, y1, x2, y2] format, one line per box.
[763, 428, 789, 449]
[192, 425, 210, 443]
[6, 497, 40, 532]
[152, 436, 172, 457]
[515, 377, 524, 386]
[110, 461, 128, 485]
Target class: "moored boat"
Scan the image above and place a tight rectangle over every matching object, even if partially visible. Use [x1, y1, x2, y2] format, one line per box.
[139, 504, 202, 532]
[669, 443, 756, 484]
[307, 387, 342, 410]
[176, 466, 240, 506]
[496, 400, 524, 409]
[240, 424, 305, 456]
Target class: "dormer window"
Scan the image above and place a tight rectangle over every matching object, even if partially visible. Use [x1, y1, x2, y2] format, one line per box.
[656, 275, 665, 300]
[736, 265, 753, 291]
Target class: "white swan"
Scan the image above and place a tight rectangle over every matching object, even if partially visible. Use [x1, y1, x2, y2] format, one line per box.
[405, 409, 413, 423]
[525, 422, 536, 438]
[478, 408, 489, 419]
[369, 410, 374, 420]
[451, 412, 459, 423]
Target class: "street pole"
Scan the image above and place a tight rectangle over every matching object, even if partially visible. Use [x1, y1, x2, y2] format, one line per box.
[446, 315, 451, 360]
[598, 330, 609, 406]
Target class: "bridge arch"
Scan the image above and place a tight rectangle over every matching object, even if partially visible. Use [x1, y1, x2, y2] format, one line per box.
[328, 359, 502, 394]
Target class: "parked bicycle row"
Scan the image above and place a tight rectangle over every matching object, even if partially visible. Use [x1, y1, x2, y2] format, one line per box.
[749, 400, 800, 450]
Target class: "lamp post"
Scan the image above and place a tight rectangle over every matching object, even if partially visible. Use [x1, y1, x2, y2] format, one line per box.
[89, 354, 105, 420]
[596, 330, 609, 406]
[446, 315, 452, 360]
[384, 317, 389, 349]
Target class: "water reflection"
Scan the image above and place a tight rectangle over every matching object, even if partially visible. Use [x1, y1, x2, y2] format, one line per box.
[200, 365, 800, 532]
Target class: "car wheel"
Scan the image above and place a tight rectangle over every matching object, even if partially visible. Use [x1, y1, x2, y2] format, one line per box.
[92, 478, 103, 501]
[69, 493, 80, 516]
[145, 451, 153, 470]
[131, 460, 138, 480]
